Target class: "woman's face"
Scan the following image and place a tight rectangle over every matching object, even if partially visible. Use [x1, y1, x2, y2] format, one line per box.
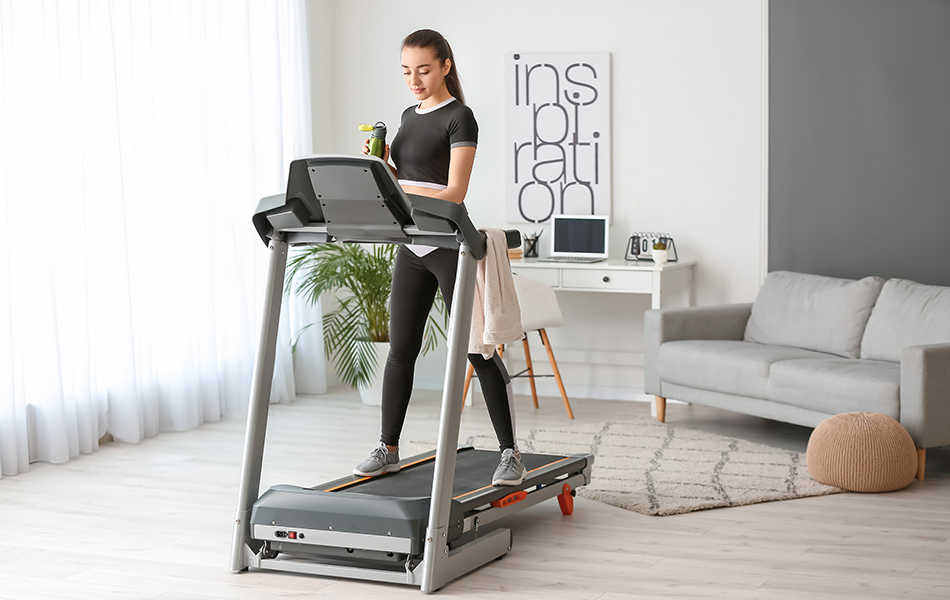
[401, 45, 450, 103]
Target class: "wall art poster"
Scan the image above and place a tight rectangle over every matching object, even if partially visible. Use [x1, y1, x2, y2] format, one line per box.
[505, 52, 611, 223]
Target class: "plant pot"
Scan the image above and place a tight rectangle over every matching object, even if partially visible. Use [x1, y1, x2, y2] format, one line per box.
[358, 342, 391, 405]
[652, 249, 669, 266]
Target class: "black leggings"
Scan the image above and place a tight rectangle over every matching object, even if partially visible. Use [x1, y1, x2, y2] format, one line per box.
[380, 246, 517, 451]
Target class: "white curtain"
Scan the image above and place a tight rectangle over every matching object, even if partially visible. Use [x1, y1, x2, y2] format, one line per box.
[0, 0, 317, 477]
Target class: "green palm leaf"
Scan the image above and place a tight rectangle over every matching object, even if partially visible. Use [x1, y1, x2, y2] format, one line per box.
[287, 242, 448, 389]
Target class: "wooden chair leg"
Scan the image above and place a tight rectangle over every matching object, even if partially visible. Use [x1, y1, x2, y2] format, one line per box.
[461, 362, 474, 411]
[539, 329, 574, 419]
[917, 447, 926, 481]
[655, 396, 667, 423]
[522, 337, 539, 409]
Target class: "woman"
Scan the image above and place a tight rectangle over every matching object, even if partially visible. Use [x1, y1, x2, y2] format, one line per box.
[354, 29, 524, 487]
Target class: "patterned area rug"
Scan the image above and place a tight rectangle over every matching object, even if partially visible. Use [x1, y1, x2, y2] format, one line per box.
[431, 418, 843, 516]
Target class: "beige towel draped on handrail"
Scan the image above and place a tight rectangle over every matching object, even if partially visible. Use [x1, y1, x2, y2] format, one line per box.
[469, 228, 523, 358]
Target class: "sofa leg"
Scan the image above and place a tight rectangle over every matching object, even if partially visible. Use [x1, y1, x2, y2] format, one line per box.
[654, 396, 667, 423]
[916, 448, 926, 482]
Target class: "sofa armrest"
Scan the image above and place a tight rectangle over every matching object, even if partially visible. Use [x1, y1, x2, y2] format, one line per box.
[644, 303, 753, 395]
[900, 343, 950, 449]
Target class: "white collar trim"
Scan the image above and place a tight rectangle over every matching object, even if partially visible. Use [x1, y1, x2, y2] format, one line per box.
[415, 97, 456, 114]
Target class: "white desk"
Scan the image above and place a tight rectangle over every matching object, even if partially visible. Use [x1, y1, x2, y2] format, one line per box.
[510, 258, 694, 416]
[510, 258, 695, 309]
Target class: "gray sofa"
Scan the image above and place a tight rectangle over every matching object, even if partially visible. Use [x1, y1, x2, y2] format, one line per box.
[645, 271, 950, 480]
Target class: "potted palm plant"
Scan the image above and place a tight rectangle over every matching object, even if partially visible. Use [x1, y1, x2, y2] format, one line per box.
[286, 243, 448, 404]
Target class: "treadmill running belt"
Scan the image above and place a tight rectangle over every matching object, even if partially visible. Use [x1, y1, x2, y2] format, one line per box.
[333, 450, 567, 499]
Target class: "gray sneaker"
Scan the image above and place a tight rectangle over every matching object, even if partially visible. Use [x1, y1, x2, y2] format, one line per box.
[492, 448, 527, 486]
[354, 442, 400, 477]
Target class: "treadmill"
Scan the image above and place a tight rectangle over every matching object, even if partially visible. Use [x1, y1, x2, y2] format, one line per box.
[230, 154, 594, 593]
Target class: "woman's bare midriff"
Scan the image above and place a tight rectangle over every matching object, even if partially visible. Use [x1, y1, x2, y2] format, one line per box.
[401, 184, 441, 199]
[401, 184, 462, 205]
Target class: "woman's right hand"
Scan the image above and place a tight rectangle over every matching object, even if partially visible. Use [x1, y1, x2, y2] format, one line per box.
[361, 139, 390, 162]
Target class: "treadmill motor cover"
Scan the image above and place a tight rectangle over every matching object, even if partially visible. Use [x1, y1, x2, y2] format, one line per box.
[250, 485, 464, 555]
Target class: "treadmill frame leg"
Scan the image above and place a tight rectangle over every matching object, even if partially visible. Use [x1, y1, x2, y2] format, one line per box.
[230, 232, 288, 572]
[421, 241, 505, 592]
[418, 528, 511, 592]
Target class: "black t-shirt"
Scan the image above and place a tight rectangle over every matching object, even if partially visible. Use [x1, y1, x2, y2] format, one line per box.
[390, 97, 478, 189]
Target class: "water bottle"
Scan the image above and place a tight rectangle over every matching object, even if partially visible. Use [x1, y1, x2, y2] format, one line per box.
[358, 121, 387, 158]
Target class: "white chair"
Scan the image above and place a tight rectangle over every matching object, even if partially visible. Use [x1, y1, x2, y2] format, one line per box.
[462, 274, 574, 419]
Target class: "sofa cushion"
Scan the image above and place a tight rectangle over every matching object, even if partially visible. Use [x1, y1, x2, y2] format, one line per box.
[743, 271, 885, 359]
[658, 340, 835, 399]
[860, 279, 950, 363]
[766, 358, 901, 419]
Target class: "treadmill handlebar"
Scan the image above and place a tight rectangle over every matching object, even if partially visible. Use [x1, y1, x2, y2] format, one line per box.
[252, 154, 520, 261]
[406, 195, 519, 260]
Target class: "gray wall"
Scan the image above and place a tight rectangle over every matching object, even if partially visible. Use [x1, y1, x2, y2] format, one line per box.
[769, 0, 950, 286]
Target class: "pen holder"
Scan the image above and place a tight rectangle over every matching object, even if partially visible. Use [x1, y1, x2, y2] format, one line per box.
[523, 234, 540, 258]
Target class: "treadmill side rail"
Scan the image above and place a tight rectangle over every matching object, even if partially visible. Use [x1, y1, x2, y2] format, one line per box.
[462, 469, 592, 534]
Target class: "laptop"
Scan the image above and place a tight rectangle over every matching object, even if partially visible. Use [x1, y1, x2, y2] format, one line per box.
[538, 214, 609, 263]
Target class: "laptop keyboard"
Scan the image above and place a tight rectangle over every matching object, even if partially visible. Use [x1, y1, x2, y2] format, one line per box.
[537, 257, 606, 263]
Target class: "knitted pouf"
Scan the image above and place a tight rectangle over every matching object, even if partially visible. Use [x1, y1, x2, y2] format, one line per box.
[806, 412, 918, 492]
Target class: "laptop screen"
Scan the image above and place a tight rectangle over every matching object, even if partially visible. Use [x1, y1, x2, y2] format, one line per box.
[550, 215, 609, 259]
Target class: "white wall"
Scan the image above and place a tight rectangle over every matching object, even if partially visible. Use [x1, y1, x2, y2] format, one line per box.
[308, 0, 334, 153]
[309, 0, 767, 400]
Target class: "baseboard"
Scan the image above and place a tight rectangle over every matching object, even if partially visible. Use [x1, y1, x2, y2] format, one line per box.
[511, 348, 644, 367]
[419, 379, 655, 403]
[413, 349, 649, 402]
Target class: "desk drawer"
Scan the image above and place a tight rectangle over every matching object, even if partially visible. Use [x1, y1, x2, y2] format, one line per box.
[510, 267, 560, 288]
[561, 269, 653, 292]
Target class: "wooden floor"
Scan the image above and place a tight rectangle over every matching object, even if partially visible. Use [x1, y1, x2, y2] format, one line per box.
[1, 387, 948, 599]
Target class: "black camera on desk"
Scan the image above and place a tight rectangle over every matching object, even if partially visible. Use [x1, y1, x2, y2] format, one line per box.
[625, 232, 677, 262]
